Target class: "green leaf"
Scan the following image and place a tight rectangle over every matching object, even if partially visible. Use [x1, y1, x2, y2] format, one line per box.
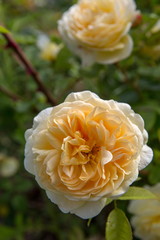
[106, 198, 113, 206]
[87, 218, 92, 227]
[117, 187, 157, 200]
[0, 26, 9, 34]
[106, 208, 132, 240]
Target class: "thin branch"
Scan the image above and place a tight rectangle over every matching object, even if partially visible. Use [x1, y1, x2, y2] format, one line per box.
[2, 32, 57, 106]
[0, 85, 20, 101]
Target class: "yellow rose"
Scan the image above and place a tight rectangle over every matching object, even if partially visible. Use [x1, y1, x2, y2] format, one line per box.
[37, 34, 63, 61]
[24, 91, 153, 219]
[40, 42, 63, 61]
[0, 154, 19, 177]
[58, 0, 138, 66]
[150, 19, 160, 34]
[128, 183, 160, 240]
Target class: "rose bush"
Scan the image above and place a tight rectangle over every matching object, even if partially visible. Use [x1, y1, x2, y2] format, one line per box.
[58, 0, 138, 66]
[24, 91, 153, 219]
[128, 183, 160, 240]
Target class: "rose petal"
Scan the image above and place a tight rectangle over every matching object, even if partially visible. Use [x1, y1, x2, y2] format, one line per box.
[58, 0, 137, 66]
[95, 35, 133, 64]
[64, 91, 100, 103]
[33, 107, 52, 129]
[46, 190, 85, 213]
[71, 198, 106, 219]
[24, 90, 153, 219]
[139, 145, 153, 170]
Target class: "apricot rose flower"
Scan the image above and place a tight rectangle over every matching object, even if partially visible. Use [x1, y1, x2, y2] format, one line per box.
[24, 91, 153, 219]
[58, 0, 138, 66]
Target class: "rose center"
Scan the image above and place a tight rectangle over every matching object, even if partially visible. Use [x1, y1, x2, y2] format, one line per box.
[81, 145, 101, 162]
[61, 133, 101, 166]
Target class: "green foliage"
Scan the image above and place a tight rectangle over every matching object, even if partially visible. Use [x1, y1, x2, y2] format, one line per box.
[117, 187, 157, 200]
[0, 225, 16, 240]
[106, 199, 113, 205]
[0, 26, 9, 34]
[0, 0, 160, 239]
[105, 208, 132, 240]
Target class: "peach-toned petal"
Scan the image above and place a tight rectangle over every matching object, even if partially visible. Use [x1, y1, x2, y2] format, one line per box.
[58, 0, 138, 66]
[24, 90, 152, 219]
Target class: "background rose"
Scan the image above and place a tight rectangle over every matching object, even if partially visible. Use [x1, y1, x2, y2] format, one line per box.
[0, 154, 19, 178]
[24, 91, 153, 219]
[128, 183, 160, 240]
[58, 0, 138, 66]
[37, 34, 63, 61]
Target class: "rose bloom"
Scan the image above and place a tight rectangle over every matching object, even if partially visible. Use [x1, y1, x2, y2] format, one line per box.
[37, 34, 63, 61]
[128, 183, 160, 240]
[0, 154, 19, 177]
[24, 91, 153, 219]
[58, 0, 138, 66]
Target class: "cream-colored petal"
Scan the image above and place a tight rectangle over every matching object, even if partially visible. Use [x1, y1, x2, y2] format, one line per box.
[64, 91, 99, 103]
[24, 130, 35, 174]
[24, 108, 52, 174]
[143, 129, 148, 144]
[24, 89, 152, 219]
[71, 198, 106, 219]
[46, 190, 85, 213]
[139, 145, 153, 170]
[95, 35, 133, 64]
[101, 150, 113, 165]
[32, 107, 52, 130]
[58, 0, 137, 66]
[128, 183, 160, 240]
[127, 112, 145, 133]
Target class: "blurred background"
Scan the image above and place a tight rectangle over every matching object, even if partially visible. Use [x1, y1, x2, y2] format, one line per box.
[0, 0, 160, 239]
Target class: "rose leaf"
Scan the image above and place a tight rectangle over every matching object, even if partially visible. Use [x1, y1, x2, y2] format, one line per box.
[117, 186, 157, 200]
[105, 208, 132, 240]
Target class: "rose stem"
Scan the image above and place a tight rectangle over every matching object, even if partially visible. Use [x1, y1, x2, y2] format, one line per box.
[0, 85, 20, 101]
[114, 200, 117, 209]
[1, 32, 57, 106]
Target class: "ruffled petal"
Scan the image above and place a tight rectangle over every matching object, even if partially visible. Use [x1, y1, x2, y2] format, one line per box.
[139, 145, 153, 170]
[95, 35, 133, 64]
[46, 190, 85, 213]
[71, 198, 106, 219]
[64, 91, 99, 103]
[24, 131, 35, 174]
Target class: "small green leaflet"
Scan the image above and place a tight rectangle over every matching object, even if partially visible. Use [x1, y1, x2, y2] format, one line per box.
[0, 26, 9, 34]
[87, 218, 92, 227]
[106, 208, 132, 240]
[117, 186, 157, 200]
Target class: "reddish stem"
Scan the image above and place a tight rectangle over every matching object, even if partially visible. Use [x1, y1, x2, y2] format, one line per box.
[0, 85, 20, 101]
[2, 32, 56, 106]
